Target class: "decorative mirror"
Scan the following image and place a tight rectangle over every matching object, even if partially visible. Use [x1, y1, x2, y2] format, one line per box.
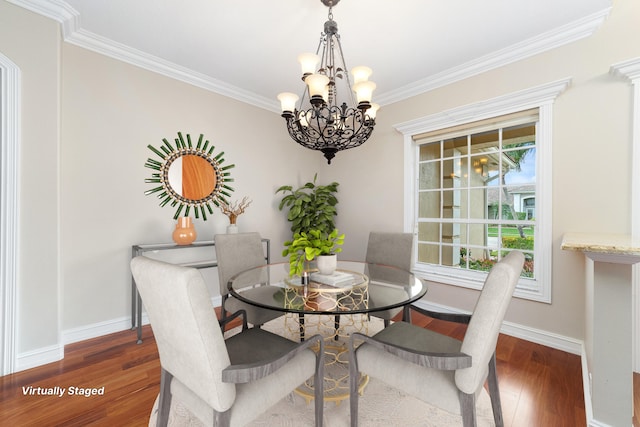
[144, 132, 235, 220]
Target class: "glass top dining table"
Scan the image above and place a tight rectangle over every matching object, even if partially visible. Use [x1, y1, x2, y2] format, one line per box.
[227, 260, 427, 316]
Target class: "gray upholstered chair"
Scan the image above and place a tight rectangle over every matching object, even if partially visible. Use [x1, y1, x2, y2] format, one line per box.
[130, 256, 324, 427]
[214, 232, 281, 326]
[349, 250, 525, 427]
[366, 231, 415, 327]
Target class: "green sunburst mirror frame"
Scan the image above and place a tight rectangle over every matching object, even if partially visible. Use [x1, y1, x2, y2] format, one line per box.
[144, 132, 235, 220]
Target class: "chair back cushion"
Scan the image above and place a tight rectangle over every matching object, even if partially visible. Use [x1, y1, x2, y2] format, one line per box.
[365, 232, 414, 271]
[455, 250, 525, 394]
[130, 256, 235, 412]
[215, 232, 266, 296]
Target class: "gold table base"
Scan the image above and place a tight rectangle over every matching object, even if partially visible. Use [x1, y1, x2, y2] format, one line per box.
[280, 313, 371, 403]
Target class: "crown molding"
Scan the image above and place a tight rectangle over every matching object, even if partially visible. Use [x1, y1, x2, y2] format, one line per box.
[394, 77, 571, 135]
[8, 0, 280, 113]
[376, 7, 610, 106]
[610, 57, 640, 81]
[64, 29, 280, 112]
[10, 0, 609, 112]
[7, 0, 78, 34]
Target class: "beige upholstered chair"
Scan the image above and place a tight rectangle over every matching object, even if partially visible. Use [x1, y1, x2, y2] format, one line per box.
[131, 256, 324, 427]
[366, 231, 415, 326]
[349, 250, 525, 427]
[214, 232, 281, 326]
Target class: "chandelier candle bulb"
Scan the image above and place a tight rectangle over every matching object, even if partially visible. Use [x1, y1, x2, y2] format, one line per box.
[366, 103, 380, 121]
[277, 92, 299, 116]
[305, 74, 330, 104]
[353, 81, 376, 108]
[298, 53, 320, 76]
[351, 66, 372, 84]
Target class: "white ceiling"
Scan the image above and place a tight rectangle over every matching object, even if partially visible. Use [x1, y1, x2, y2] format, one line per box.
[13, 0, 612, 111]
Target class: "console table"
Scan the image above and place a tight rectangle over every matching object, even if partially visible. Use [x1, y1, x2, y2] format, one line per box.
[131, 238, 270, 343]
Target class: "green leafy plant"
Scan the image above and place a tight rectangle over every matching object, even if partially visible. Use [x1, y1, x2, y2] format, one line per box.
[275, 174, 339, 236]
[282, 229, 345, 276]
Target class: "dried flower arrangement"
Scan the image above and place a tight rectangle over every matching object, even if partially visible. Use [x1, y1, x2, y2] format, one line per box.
[218, 196, 252, 225]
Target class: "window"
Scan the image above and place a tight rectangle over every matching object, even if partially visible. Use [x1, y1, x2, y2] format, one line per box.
[416, 116, 536, 280]
[395, 79, 570, 303]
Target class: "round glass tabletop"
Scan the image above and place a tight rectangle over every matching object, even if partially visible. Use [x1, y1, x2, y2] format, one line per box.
[227, 260, 427, 315]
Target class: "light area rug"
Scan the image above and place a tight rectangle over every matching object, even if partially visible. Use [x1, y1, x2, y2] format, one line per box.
[148, 315, 496, 426]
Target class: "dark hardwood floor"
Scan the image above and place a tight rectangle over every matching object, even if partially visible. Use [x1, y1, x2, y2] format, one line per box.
[0, 308, 636, 426]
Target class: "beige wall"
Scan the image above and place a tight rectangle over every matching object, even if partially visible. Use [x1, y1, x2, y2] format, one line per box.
[59, 44, 320, 330]
[335, 0, 640, 341]
[0, 2, 60, 353]
[3, 0, 640, 364]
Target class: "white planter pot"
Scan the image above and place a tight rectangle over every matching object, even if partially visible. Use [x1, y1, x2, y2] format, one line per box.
[226, 224, 238, 234]
[316, 254, 337, 275]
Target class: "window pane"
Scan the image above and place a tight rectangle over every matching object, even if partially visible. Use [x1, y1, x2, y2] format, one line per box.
[417, 242, 439, 264]
[442, 158, 465, 188]
[503, 148, 536, 185]
[470, 130, 499, 154]
[500, 185, 535, 220]
[503, 123, 535, 149]
[468, 188, 487, 220]
[419, 161, 440, 190]
[440, 242, 460, 267]
[419, 142, 441, 161]
[488, 223, 500, 249]
[470, 154, 490, 183]
[442, 190, 462, 219]
[443, 136, 467, 158]
[418, 222, 440, 243]
[468, 223, 487, 248]
[418, 191, 440, 218]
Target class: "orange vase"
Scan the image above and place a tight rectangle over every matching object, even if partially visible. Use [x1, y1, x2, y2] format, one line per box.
[172, 217, 197, 245]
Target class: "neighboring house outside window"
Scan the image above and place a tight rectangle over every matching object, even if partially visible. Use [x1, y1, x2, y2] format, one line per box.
[395, 79, 569, 303]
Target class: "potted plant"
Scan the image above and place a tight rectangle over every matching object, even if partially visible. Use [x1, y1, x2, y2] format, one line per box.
[275, 174, 339, 236]
[282, 229, 345, 276]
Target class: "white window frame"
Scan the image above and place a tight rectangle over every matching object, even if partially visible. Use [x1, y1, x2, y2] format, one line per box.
[394, 78, 571, 303]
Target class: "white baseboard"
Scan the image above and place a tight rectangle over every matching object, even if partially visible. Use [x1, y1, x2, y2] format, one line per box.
[62, 315, 146, 345]
[17, 296, 579, 373]
[15, 343, 64, 373]
[62, 296, 224, 346]
[413, 300, 584, 355]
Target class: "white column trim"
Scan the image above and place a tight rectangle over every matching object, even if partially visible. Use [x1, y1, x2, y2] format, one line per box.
[610, 57, 640, 373]
[0, 53, 20, 375]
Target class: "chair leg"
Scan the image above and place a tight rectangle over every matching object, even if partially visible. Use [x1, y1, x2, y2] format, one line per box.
[220, 295, 229, 324]
[402, 305, 412, 323]
[213, 409, 231, 427]
[459, 391, 477, 427]
[157, 368, 172, 427]
[348, 339, 359, 427]
[298, 313, 305, 341]
[487, 352, 504, 427]
[314, 337, 325, 427]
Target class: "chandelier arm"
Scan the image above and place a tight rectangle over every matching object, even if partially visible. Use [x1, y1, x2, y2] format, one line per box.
[332, 35, 357, 107]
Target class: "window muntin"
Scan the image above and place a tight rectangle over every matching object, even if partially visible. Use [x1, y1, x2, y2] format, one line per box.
[416, 120, 537, 284]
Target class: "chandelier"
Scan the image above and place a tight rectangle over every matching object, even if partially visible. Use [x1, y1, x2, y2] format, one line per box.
[277, 0, 379, 164]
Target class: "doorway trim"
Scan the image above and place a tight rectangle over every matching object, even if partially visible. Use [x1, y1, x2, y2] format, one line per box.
[1, 52, 20, 376]
[611, 57, 640, 372]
